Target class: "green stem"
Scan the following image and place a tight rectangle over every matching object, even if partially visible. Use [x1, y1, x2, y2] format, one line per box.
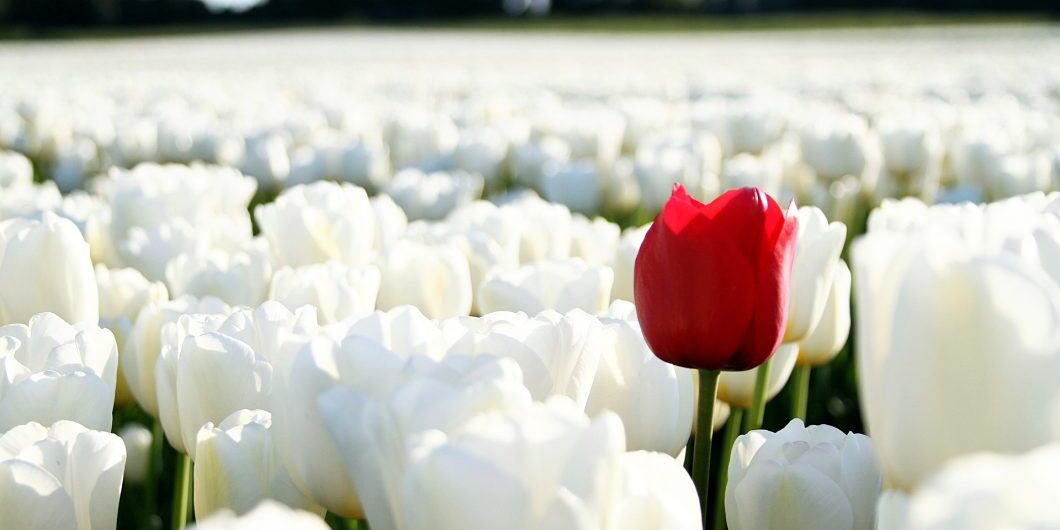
[693, 369, 720, 529]
[146, 421, 164, 517]
[744, 357, 772, 431]
[171, 452, 192, 530]
[713, 408, 744, 530]
[791, 364, 812, 421]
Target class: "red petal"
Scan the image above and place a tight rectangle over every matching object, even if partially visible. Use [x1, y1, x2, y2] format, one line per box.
[730, 201, 799, 370]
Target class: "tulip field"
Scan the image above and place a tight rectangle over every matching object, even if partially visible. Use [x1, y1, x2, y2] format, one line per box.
[0, 24, 1058, 530]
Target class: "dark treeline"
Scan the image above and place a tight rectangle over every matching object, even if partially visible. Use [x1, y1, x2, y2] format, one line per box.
[1, 0, 1056, 28]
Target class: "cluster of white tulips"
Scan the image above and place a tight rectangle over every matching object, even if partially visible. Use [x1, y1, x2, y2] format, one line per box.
[0, 27, 1058, 530]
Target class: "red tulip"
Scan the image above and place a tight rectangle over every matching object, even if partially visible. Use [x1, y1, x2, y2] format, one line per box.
[634, 184, 798, 371]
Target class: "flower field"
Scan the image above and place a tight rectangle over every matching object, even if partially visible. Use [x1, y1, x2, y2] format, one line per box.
[0, 25, 1058, 530]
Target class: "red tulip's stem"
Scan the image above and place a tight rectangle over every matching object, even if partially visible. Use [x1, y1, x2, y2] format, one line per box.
[712, 408, 744, 530]
[172, 452, 192, 530]
[744, 358, 772, 431]
[693, 369, 720, 529]
[791, 364, 812, 421]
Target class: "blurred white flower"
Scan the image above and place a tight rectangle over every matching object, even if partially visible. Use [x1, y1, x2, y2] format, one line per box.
[610, 224, 649, 303]
[0, 151, 32, 188]
[165, 241, 273, 307]
[119, 423, 153, 485]
[269, 261, 380, 324]
[540, 160, 602, 215]
[254, 181, 376, 268]
[717, 343, 798, 409]
[189, 500, 329, 530]
[797, 260, 851, 366]
[876, 444, 1060, 530]
[384, 169, 483, 222]
[376, 240, 473, 319]
[478, 258, 613, 315]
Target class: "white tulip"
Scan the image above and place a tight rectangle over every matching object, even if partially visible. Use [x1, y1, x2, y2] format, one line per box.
[585, 303, 694, 456]
[254, 181, 376, 268]
[194, 409, 322, 519]
[96, 264, 168, 407]
[118, 423, 153, 485]
[720, 153, 783, 200]
[452, 129, 508, 184]
[383, 169, 483, 221]
[540, 160, 603, 215]
[334, 137, 391, 191]
[616, 451, 702, 530]
[717, 343, 798, 409]
[165, 242, 273, 307]
[0, 150, 32, 188]
[371, 195, 409, 251]
[798, 260, 851, 366]
[478, 258, 613, 315]
[124, 295, 232, 417]
[726, 419, 882, 530]
[570, 216, 620, 267]
[799, 113, 880, 183]
[485, 308, 605, 409]
[269, 261, 380, 324]
[189, 500, 329, 530]
[509, 136, 571, 188]
[401, 399, 625, 530]
[0, 313, 117, 431]
[156, 302, 317, 456]
[376, 240, 473, 319]
[386, 112, 458, 170]
[0, 181, 62, 220]
[318, 354, 532, 530]
[610, 224, 649, 303]
[503, 194, 573, 263]
[876, 444, 1060, 530]
[0, 420, 126, 530]
[854, 202, 1060, 490]
[0, 213, 99, 326]
[786, 206, 847, 342]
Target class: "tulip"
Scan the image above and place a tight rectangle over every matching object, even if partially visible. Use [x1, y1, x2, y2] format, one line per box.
[609, 224, 649, 303]
[156, 302, 317, 456]
[254, 181, 376, 268]
[717, 342, 798, 409]
[123, 296, 232, 417]
[0, 181, 62, 221]
[876, 444, 1060, 530]
[540, 160, 603, 214]
[482, 308, 605, 408]
[0, 151, 32, 188]
[194, 409, 322, 519]
[165, 243, 273, 307]
[401, 399, 624, 530]
[509, 137, 571, 188]
[95, 265, 169, 407]
[854, 209, 1060, 490]
[119, 423, 153, 485]
[376, 240, 473, 319]
[383, 169, 483, 221]
[452, 129, 508, 184]
[0, 213, 99, 326]
[786, 206, 847, 343]
[570, 215, 621, 267]
[584, 302, 694, 456]
[347, 305, 448, 360]
[477, 258, 614, 315]
[0, 420, 126, 530]
[371, 195, 409, 251]
[269, 261, 380, 324]
[634, 184, 798, 371]
[400, 398, 702, 530]
[189, 500, 329, 530]
[797, 260, 851, 366]
[0, 312, 117, 431]
[317, 354, 532, 529]
[726, 419, 882, 530]
[504, 194, 574, 263]
[386, 111, 458, 170]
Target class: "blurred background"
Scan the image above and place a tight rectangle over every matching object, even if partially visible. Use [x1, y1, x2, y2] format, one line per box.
[0, 0, 1055, 33]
